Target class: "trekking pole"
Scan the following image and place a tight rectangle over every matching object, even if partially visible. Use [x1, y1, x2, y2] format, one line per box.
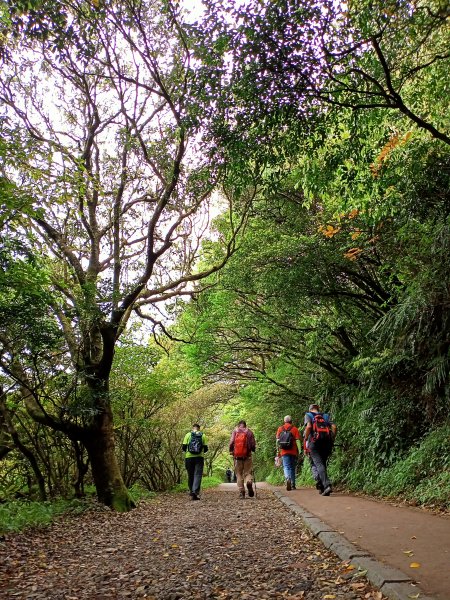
[252, 467, 257, 499]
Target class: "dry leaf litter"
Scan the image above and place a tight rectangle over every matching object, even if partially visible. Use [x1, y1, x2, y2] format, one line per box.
[0, 489, 387, 600]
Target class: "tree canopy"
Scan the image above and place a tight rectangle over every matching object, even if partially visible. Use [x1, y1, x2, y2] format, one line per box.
[1, 0, 449, 510]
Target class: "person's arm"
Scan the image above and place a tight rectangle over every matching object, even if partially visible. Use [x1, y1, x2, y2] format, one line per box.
[229, 431, 235, 454]
[294, 427, 302, 453]
[303, 423, 312, 453]
[275, 427, 281, 451]
[182, 432, 189, 452]
[248, 430, 256, 452]
[202, 433, 208, 452]
[331, 423, 337, 441]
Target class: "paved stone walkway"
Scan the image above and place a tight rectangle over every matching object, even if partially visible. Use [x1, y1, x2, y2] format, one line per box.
[268, 485, 450, 600]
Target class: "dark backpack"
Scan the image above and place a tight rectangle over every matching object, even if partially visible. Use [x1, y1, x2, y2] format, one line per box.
[307, 412, 332, 444]
[278, 425, 294, 450]
[188, 431, 204, 454]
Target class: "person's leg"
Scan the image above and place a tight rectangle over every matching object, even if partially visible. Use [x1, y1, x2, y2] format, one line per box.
[290, 455, 298, 489]
[281, 454, 292, 489]
[192, 457, 204, 497]
[281, 454, 289, 479]
[243, 456, 254, 497]
[309, 444, 331, 491]
[308, 454, 323, 492]
[235, 459, 245, 496]
[185, 458, 195, 495]
[320, 446, 333, 495]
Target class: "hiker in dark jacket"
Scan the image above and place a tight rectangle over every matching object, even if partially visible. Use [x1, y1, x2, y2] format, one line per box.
[304, 404, 337, 496]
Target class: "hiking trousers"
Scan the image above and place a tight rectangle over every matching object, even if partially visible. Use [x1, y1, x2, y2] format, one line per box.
[308, 442, 332, 490]
[185, 456, 204, 496]
[234, 455, 253, 492]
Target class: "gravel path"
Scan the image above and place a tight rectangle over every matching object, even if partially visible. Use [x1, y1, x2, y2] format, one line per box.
[0, 488, 386, 599]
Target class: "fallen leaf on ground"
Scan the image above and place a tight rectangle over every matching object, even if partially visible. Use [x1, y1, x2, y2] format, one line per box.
[409, 562, 421, 568]
[351, 569, 368, 578]
[342, 564, 355, 572]
[0, 490, 396, 600]
[351, 582, 366, 589]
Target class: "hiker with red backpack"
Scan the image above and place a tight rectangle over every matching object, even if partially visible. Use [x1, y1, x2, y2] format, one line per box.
[304, 404, 337, 496]
[229, 420, 256, 499]
[276, 415, 302, 490]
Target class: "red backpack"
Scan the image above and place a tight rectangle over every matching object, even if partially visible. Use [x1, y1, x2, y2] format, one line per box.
[233, 430, 249, 458]
[307, 412, 332, 443]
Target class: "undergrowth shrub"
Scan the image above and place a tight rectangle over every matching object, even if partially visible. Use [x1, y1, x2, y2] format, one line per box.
[326, 398, 450, 508]
[295, 458, 315, 487]
[374, 424, 450, 507]
[128, 484, 156, 503]
[0, 498, 90, 535]
[266, 467, 286, 486]
[171, 474, 222, 494]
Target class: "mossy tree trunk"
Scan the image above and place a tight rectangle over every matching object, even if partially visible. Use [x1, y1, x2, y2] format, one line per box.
[83, 416, 135, 511]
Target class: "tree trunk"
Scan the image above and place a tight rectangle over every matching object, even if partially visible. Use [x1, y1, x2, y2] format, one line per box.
[83, 405, 135, 512]
[73, 441, 89, 498]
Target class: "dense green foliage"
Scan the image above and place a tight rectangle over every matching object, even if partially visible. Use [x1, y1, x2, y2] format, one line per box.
[170, 0, 450, 507]
[0, 498, 91, 535]
[1, 0, 449, 512]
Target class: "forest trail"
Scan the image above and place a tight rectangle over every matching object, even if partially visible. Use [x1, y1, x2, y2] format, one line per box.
[0, 487, 388, 600]
[274, 486, 450, 600]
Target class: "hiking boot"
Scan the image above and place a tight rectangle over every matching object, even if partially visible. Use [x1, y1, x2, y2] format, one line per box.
[315, 481, 325, 494]
[191, 493, 200, 500]
[286, 478, 292, 491]
[239, 490, 245, 499]
[321, 486, 332, 496]
[246, 481, 254, 497]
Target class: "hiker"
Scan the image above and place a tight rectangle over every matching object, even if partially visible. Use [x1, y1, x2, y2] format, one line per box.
[276, 415, 302, 490]
[182, 423, 208, 500]
[304, 404, 337, 496]
[225, 467, 232, 483]
[229, 420, 256, 499]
